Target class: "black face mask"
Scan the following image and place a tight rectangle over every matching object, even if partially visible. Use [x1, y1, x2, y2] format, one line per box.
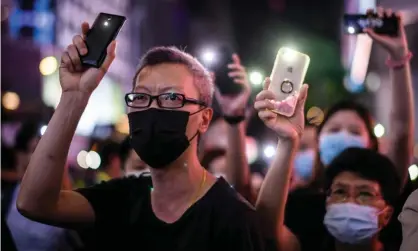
[128, 108, 200, 169]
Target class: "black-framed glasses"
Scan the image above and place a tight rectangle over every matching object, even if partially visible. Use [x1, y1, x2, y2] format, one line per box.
[125, 92, 207, 109]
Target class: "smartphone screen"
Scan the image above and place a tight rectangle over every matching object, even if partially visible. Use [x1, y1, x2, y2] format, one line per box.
[210, 46, 243, 96]
[343, 14, 398, 36]
[268, 47, 310, 117]
[81, 13, 126, 68]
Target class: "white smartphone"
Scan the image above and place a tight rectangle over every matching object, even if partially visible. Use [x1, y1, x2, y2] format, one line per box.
[268, 47, 310, 117]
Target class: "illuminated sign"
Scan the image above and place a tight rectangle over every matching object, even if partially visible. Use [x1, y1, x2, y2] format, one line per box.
[8, 0, 55, 45]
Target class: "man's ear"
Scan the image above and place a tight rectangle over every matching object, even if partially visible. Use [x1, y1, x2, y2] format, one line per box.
[199, 108, 213, 134]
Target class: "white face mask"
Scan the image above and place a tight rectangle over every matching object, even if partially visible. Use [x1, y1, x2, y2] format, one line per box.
[324, 203, 382, 244]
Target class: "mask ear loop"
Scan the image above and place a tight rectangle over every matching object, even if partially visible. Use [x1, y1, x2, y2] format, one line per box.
[188, 106, 208, 142]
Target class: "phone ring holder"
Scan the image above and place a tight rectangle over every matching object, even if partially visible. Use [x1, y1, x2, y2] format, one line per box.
[281, 80, 294, 94]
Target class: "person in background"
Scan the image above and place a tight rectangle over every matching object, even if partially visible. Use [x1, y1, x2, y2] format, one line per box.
[17, 22, 266, 250]
[291, 124, 317, 190]
[95, 140, 122, 182]
[4, 121, 73, 251]
[398, 188, 418, 251]
[119, 136, 149, 177]
[255, 7, 414, 251]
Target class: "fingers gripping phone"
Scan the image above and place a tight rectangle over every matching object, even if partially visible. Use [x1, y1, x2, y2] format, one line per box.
[81, 13, 126, 68]
[268, 47, 310, 117]
[343, 13, 399, 36]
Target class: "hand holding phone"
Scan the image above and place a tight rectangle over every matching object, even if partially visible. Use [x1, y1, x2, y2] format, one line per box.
[268, 47, 310, 117]
[59, 21, 117, 95]
[81, 13, 126, 68]
[343, 12, 399, 36]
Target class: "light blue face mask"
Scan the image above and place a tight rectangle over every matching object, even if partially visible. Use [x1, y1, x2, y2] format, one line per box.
[319, 131, 367, 166]
[294, 149, 315, 181]
[324, 203, 380, 244]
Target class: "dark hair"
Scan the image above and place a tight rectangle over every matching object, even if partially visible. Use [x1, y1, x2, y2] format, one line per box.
[97, 140, 121, 170]
[132, 46, 214, 106]
[310, 101, 378, 189]
[119, 136, 132, 168]
[14, 121, 40, 152]
[324, 147, 400, 206]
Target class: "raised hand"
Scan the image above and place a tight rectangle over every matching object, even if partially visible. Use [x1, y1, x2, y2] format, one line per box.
[364, 7, 408, 60]
[59, 22, 117, 95]
[254, 78, 308, 140]
[214, 54, 251, 116]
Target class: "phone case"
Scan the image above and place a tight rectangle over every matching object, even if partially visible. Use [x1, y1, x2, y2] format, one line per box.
[268, 47, 310, 117]
[81, 13, 126, 68]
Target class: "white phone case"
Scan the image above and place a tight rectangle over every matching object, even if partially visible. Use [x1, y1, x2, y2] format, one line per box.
[268, 47, 310, 117]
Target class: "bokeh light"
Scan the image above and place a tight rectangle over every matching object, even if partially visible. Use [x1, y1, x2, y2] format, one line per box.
[87, 151, 101, 170]
[408, 164, 418, 181]
[306, 106, 324, 125]
[39, 56, 58, 76]
[40, 125, 48, 136]
[77, 150, 89, 169]
[201, 49, 216, 66]
[249, 71, 263, 86]
[2, 92, 20, 110]
[374, 124, 385, 138]
[263, 145, 276, 159]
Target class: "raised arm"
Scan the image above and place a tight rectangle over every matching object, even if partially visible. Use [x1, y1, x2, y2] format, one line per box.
[17, 22, 116, 228]
[215, 54, 253, 200]
[254, 78, 308, 251]
[366, 8, 414, 187]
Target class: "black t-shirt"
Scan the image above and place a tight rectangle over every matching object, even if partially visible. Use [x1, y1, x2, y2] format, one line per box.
[76, 174, 267, 251]
[284, 183, 414, 251]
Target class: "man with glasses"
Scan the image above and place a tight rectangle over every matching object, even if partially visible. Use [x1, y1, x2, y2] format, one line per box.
[16, 22, 266, 250]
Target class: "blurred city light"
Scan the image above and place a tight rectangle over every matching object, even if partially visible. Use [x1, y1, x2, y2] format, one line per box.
[373, 124, 385, 138]
[263, 145, 276, 158]
[2, 91, 20, 110]
[200, 49, 217, 66]
[365, 72, 381, 92]
[347, 26, 355, 34]
[86, 151, 101, 170]
[77, 150, 89, 169]
[249, 71, 263, 86]
[39, 56, 58, 76]
[40, 125, 48, 136]
[306, 106, 324, 125]
[408, 164, 418, 181]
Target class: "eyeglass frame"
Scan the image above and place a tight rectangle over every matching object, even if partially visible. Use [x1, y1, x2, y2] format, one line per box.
[326, 188, 384, 205]
[124, 92, 207, 109]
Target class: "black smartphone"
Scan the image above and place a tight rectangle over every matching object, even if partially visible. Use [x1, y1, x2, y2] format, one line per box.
[211, 46, 243, 96]
[81, 13, 126, 68]
[343, 13, 398, 36]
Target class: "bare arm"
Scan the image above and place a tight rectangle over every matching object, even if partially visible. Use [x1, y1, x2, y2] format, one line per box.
[17, 93, 95, 228]
[225, 122, 252, 200]
[386, 54, 414, 187]
[256, 139, 301, 251]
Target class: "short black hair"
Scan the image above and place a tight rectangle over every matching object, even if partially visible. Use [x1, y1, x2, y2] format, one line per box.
[97, 140, 121, 170]
[324, 147, 401, 206]
[14, 121, 40, 152]
[133, 46, 214, 106]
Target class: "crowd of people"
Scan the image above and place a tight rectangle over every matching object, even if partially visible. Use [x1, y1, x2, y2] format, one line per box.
[1, 6, 418, 251]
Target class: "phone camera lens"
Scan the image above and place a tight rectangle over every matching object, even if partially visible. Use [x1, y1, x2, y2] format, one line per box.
[281, 80, 293, 94]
